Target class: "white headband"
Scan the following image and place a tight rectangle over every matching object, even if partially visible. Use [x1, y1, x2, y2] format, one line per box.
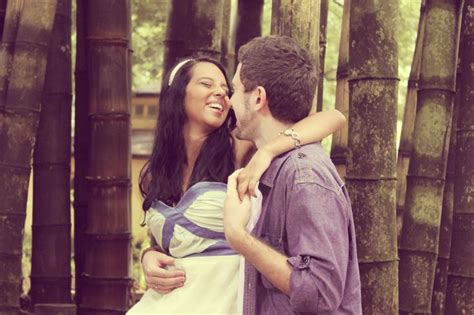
[168, 59, 193, 86]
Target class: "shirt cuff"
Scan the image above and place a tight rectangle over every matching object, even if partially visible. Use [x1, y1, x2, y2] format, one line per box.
[287, 255, 320, 313]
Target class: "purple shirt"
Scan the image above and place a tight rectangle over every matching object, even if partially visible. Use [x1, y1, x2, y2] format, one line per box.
[243, 143, 362, 314]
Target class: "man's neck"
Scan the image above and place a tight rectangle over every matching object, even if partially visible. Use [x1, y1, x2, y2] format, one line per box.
[254, 119, 292, 149]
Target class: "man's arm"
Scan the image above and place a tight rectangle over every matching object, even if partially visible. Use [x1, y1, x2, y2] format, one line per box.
[224, 170, 292, 294]
[224, 170, 350, 313]
[225, 226, 292, 294]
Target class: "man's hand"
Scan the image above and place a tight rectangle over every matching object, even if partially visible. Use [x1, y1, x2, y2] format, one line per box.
[224, 169, 252, 249]
[236, 148, 273, 200]
[142, 250, 186, 294]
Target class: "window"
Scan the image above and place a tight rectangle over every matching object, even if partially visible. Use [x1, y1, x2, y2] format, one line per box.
[147, 105, 158, 117]
[135, 104, 144, 116]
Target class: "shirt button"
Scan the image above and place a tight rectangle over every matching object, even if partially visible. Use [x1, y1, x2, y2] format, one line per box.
[298, 152, 306, 159]
[303, 256, 310, 264]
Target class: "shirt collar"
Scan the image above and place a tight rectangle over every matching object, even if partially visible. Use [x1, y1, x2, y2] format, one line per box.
[260, 150, 293, 188]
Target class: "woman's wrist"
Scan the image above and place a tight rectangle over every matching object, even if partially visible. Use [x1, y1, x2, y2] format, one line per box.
[140, 246, 161, 263]
[258, 144, 278, 160]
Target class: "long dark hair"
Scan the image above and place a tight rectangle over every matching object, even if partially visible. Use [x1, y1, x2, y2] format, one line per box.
[139, 57, 236, 210]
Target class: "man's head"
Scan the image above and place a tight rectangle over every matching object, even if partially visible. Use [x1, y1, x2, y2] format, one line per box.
[230, 36, 318, 143]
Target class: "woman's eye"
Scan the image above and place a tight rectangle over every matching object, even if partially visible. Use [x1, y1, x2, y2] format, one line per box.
[201, 82, 212, 88]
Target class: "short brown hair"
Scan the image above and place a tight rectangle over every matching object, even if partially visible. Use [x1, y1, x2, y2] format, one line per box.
[237, 36, 318, 123]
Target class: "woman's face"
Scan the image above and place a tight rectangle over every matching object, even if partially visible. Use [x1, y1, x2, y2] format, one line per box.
[183, 62, 231, 132]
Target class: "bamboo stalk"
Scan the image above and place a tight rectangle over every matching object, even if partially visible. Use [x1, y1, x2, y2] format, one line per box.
[0, 0, 7, 40]
[271, 0, 320, 114]
[398, 0, 461, 313]
[431, 2, 465, 313]
[271, 0, 320, 74]
[163, 0, 224, 74]
[446, 0, 474, 312]
[235, 0, 263, 55]
[31, 0, 72, 304]
[430, 70, 459, 315]
[187, 0, 224, 59]
[345, 0, 399, 313]
[79, 1, 132, 313]
[221, 0, 232, 75]
[396, 1, 426, 238]
[73, 0, 89, 306]
[330, 0, 350, 179]
[0, 0, 23, 114]
[0, 1, 58, 314]
[316, 0, 328, 112]
[162, 0, 189, 73]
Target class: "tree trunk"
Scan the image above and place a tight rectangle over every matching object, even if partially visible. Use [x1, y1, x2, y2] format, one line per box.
[79, 1, 132, 313]
[0, 0, 22, 115]
[330, 0, 350, 179]
[316, 0, 328, 112]
[73, 0, 89, 306]
[30, 0, 72, 305]
[345, 0, 399, 314]
[396, 1, 426, 238]
[0, 1, 58, 314]
[163, 0, 224, 73]
[235, 0, 263, 56]
[0, 0, 7, 40]
[398, 0, 461, 313]
[446, 1, 474, 312]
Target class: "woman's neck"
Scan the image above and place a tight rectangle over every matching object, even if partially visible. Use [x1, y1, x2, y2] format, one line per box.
[182, 123, 210, 191]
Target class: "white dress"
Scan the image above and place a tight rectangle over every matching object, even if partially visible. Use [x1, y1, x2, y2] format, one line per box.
[127, 182, 240, 315]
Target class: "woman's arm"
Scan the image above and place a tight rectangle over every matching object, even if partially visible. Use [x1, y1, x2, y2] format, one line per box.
[264, 109, 345, 157]
[236, 109, 346, 199]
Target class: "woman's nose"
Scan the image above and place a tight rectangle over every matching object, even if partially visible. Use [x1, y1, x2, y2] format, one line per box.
[213, 86, 227, 96]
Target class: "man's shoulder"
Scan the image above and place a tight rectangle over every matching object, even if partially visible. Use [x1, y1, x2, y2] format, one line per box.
[278, 143, 344, 194]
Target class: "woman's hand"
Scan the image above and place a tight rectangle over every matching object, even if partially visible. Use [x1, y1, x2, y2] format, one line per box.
[142, 250, 186, 294]
[236, 147, 273, 200]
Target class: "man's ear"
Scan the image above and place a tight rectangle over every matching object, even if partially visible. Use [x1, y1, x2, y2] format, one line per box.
[254, 86, 268, 112]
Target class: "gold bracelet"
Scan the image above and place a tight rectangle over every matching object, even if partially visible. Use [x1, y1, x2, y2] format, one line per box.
[279, 128, 301, 148]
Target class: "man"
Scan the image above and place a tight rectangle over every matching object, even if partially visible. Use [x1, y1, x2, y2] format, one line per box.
[223, 35, 362, 314]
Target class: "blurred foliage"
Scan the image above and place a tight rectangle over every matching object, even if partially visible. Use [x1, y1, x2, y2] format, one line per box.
[131, 0, 168, 89]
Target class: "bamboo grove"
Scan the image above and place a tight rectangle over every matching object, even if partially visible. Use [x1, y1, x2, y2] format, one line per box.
[0, 0, 472, 314]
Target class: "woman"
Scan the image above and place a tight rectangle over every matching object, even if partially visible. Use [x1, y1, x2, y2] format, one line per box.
[127, 57, 345, 314]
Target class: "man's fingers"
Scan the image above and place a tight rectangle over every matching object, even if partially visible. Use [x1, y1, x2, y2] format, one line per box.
[227, 168, 243, 192]
[237, 173, 249, 201]
[249, 179, 258, 197]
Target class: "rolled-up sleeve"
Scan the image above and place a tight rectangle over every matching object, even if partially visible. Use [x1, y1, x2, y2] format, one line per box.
[286, 182, 349, 313]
